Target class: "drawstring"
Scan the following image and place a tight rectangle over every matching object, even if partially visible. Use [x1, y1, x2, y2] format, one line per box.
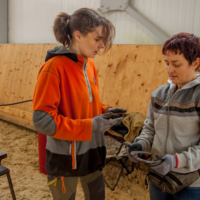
[48, 176, 66, 194]
[47, 178, 58, 186]
[61, 176, 66, 193]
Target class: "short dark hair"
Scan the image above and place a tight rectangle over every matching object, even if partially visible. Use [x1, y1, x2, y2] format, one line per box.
[162, 33, 200, 69]
[53, 8, 115, 53]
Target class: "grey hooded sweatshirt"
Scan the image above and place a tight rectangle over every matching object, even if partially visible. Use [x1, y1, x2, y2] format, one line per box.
[135, 73, 200, 187]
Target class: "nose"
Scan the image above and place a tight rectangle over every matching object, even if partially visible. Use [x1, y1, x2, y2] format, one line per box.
[99, 41, 104, 49]
[166, 64, 174, 74]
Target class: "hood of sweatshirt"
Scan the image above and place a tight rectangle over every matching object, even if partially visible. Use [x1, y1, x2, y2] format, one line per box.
[167, 72, 200, 90]
[45, 45, 78, 63]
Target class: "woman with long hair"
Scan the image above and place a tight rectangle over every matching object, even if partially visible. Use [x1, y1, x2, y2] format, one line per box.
[33, 8, 126, 200]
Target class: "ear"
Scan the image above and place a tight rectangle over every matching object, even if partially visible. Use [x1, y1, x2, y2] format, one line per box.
[192, 58, 200, 70]
[73, 31, 83, 42]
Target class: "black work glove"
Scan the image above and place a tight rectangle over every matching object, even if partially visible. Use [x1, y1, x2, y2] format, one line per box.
[126, 141, 144, 163]
[92, 113, 118, 134]
[106, 107, 127, 119]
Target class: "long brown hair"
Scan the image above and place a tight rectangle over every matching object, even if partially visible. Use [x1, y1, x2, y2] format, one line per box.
[53, 8, 115, 53]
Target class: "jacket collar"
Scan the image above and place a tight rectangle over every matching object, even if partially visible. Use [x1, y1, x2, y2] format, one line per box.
[76, 54, 88, 69]
[45, 45, 88, 68]
[168, 72, 200, 91]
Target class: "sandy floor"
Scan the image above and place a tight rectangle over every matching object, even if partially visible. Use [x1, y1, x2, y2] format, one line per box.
[0, 119, 150, 200]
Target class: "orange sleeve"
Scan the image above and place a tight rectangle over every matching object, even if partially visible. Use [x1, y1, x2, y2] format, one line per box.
[33, 70, 92, 142]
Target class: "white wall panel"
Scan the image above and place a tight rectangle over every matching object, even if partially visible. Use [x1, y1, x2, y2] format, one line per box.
[104, 10, 162, 45]
[9, 0, 63, 43]
[8, 0, 100, 43]
[0, 0, 8, 43]
[21, 0, 62, 43]
[96, 0, 199, 44]
[9, 0, 22, 43]
[193, 0, 200, 36]
[129, 0, 197, 43]
[61, 0, 100, 11]
[8, 0, 200, 44]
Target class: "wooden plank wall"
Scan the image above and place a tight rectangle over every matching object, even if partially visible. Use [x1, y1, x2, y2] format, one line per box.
[0, 44, 168, 130]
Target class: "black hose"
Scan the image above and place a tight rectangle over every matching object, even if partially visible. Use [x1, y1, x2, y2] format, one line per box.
[0, 100, 33, 106]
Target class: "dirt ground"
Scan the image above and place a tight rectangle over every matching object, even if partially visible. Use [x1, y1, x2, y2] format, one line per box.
[0, 119, 150, 200]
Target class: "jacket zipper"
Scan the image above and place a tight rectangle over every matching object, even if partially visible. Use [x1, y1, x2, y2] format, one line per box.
[70, 58, 90, 170]
[69, 141, 72, 154]
[165, 89, 179, 154]
[83, 57, 92, 102]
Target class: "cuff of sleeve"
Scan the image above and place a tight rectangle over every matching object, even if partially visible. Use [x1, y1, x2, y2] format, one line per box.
[105, 107, 112, 113]
[174, 154, 178, 168]
[101, 105, 112, 114]
[91, 118, 97, 133]
[86, 119, 93, 141]
[175, 153, 188, 168]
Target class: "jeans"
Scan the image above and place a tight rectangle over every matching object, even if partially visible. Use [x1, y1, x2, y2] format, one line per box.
[149, 180, 200, 200]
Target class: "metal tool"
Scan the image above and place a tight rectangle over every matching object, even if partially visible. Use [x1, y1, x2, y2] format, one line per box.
[130, 151, 163, 166]
[123, 142, 163, 166]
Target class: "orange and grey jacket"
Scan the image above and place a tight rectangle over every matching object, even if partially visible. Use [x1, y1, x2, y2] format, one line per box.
[32, 46, 109, 177]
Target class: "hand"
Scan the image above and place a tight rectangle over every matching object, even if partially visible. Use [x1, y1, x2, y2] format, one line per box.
[150, 154, 176, 176]
[92, 113, 118, 134]
[106, 107, 127, 113]
[126, 142, 143, 163]
[106, 107, 127, 119]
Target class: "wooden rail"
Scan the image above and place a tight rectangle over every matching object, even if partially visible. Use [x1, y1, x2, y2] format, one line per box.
[0, 44, 168, 130]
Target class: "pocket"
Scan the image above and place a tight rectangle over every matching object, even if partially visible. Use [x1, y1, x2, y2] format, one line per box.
[148, 171, 173, 190]
[166, 173, 182, 186]
[47, 137, 72, 154]
[170, 171, 200, 187]
[147, 169, 200, 194]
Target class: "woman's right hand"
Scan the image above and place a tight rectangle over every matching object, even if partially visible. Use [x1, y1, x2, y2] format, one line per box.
[92, 113, 118, 134]
[126, 141, 144, 163]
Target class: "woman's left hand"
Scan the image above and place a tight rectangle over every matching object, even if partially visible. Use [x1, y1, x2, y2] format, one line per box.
[106, 107, 127, 114]
[150, 154, 177, 176]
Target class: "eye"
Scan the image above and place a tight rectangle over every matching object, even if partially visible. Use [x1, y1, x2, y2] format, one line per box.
[173, 64, 181, 67]
[95, 39, 100, 42]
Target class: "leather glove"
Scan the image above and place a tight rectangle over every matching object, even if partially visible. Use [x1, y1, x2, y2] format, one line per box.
[150, 154, 177, 176]
[106, 107, 127, 119]
[92, 113, 118, 134]
[126, 141, 145, 163]
[106, 107, 127, 114]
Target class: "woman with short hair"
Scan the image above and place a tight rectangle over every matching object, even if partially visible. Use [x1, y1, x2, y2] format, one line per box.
[127, 33, 200, 200]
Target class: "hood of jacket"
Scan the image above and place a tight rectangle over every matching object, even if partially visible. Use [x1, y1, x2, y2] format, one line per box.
[45, 45, 78, 63]
[167, 72, 200, 91]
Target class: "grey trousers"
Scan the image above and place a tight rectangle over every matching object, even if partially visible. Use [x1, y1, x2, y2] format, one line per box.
[47, 170, 105, 200]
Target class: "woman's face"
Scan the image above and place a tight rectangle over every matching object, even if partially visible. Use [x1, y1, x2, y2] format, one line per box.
[164, 51, 198, 89]
[76, 25, 105, 58]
